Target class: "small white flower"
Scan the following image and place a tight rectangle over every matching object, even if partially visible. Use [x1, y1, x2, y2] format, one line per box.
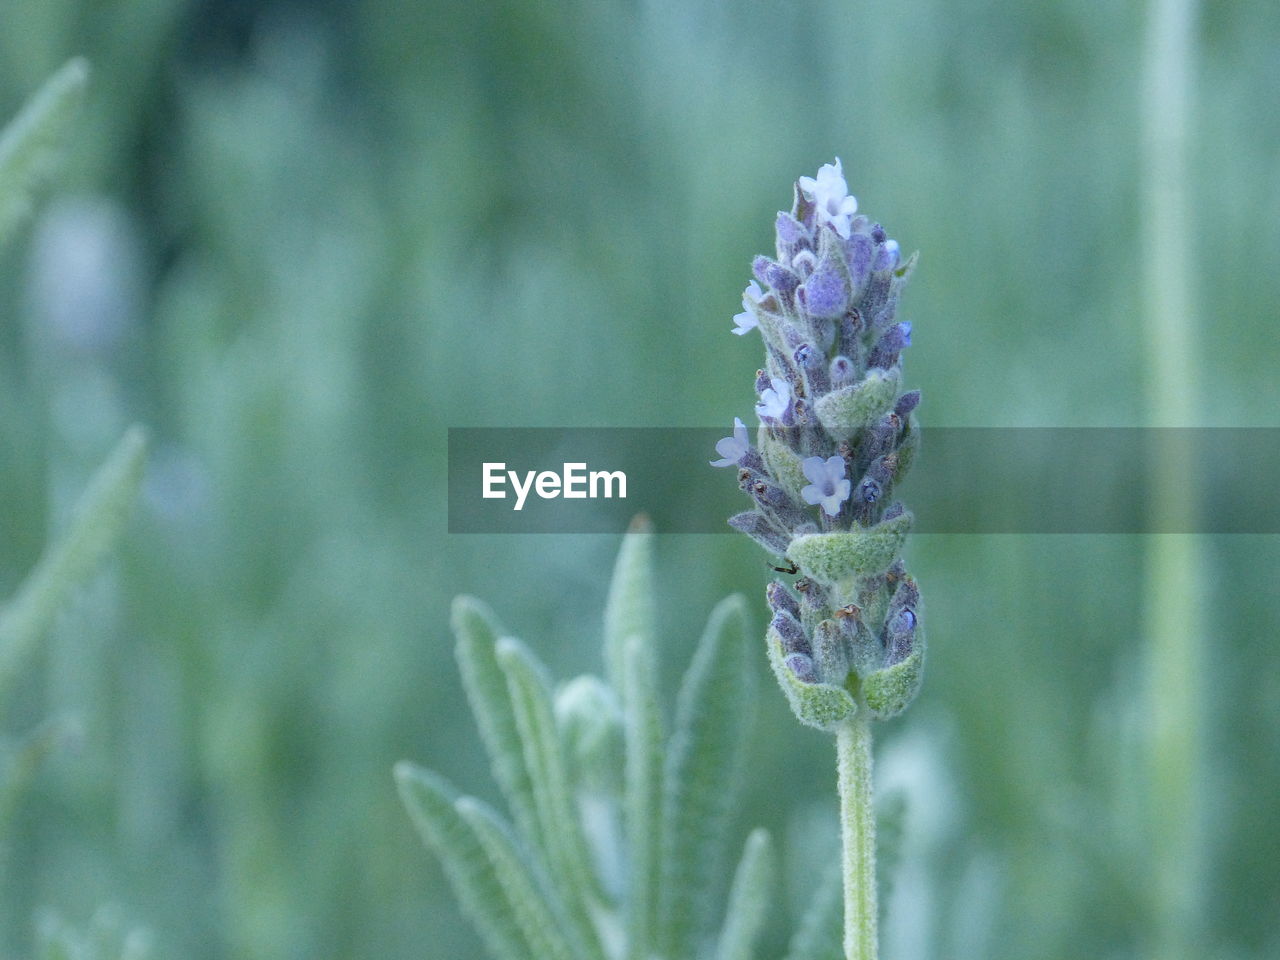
[755, 378, 791, 422]
[798, 158, 858, 239]
[801, 455, 852, 517]
[731, 281, 764, 335]
[710, 417, 750, 467]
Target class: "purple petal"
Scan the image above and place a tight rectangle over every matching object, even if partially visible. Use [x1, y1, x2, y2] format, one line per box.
[801, 456, 827, 485]
[776, 211, 806, 245]
[843, 233, 874, 296]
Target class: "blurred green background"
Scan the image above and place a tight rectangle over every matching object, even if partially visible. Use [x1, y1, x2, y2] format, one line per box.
[1, 0, 1277, 957]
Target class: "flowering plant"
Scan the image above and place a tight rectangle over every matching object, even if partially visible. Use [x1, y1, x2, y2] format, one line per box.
[398, 523, 848, 960]
[713, 160, 924, 960]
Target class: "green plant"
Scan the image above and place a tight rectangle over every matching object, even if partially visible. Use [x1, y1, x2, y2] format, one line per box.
[713, 162, 923, 960]
[397, 519, 845, 960]
[0, 59, 150, 960]
[0, 57, 87, 251]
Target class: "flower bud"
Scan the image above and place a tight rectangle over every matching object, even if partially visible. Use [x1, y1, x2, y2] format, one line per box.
[728, 511, 790, 554]
[830, 354, 856, 387]
[794, 343, 830, 397]
[754, 255, 800, 296]
[867, 322, 912, 369]
[814, 618, 849, 685]
[765, 579, 800, 619]
[784, 652, 819, 684]
[873, 239, 900, 273]
[771, 610, 811, 657]
[775, 211, 807, 248]
[795, 575, 829, 613]
[842, 231, 875, 298]
[767, 615, 858, 731]
[894, 390, 921, 417]
[796, 252, 849, 319]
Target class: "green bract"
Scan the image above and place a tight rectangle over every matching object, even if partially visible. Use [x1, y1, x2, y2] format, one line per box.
[814, 369, 900, 441]
[787, 512, 913, 589]
[767, 621, 858, 733]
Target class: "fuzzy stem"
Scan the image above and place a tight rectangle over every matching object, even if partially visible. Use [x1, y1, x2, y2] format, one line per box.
[837, 716, 877, 960]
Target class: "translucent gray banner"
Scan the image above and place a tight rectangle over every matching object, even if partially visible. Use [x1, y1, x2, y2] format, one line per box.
[447, 428, 1280, 533]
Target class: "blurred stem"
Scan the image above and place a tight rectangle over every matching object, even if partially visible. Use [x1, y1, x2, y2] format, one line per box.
[1141, 0, 1204, 958]
[0, 427, 147, 699]
[837, 717, 877, 960]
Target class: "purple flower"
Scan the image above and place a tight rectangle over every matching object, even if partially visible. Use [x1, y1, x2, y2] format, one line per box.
[797, 254, 849, 318]
[731, 281, 764, 335]
[800, 455, 851, 517]
[797, 159, 858, 239]
[755, 377, 792, 422]
[873, 238, 900, 272]
[710, 417, 751, 467]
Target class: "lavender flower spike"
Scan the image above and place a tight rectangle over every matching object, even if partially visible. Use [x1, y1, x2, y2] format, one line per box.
[713, 159, 926, 728]
[713, 159, 928, 960]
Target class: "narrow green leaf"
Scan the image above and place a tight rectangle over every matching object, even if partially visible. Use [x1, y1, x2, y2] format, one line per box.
[621, 630, 664, 960]
[716, 829, 775, 960]
[783, 860, 843, 960]
[556, 674, 625, 797]
[394, 763, 532, 960]
[661, 594, 755, 959]
[0, 57, 88, 248]
[456, 795, 585, 960]
[451, 596, 545, 858]
[602, 515, 655, 689]
[0, 426, 147, 695]
[496, 637, 606, 959]
[556, 676, 627, 904]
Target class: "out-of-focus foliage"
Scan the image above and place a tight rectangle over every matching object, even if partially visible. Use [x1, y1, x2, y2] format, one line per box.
[0, 58, 86, 250]
[0, 0, 1277, 959]
[398, 528, 798, 960]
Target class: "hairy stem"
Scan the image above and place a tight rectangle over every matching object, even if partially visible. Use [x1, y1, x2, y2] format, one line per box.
[837, 716, 877, 960]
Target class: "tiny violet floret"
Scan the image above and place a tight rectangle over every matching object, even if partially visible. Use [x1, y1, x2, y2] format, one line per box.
[731, 281, 764, 335]
[755, 377, 791, 422]
[873, 238, 900, 272]
[800, 455, 851, 517]
[710, 417, 751, 467]
[797, 158, 858, 239]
